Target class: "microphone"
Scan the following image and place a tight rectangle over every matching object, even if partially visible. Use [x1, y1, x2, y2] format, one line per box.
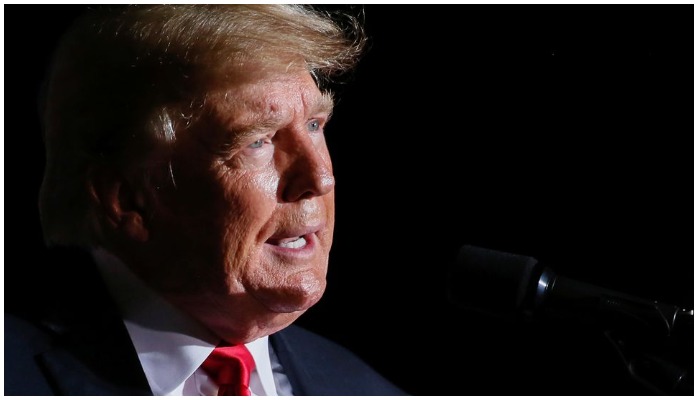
[447, 244, 693, 339]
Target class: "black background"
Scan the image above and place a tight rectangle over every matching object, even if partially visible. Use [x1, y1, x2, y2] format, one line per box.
[5, 4, 692, 395]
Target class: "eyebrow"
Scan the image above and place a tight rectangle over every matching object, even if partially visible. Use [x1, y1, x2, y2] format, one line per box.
[312, 91, 335, 119]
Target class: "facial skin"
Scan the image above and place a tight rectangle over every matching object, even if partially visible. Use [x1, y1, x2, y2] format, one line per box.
[115, 68, 336, 344]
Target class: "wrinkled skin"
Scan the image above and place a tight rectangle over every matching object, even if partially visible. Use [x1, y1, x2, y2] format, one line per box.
[118, 68, 336, 344]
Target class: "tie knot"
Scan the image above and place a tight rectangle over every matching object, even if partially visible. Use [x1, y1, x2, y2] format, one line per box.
[202, 343, 256, 396]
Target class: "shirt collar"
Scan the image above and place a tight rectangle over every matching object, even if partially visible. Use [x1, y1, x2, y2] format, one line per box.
[92, 248, 278, 396]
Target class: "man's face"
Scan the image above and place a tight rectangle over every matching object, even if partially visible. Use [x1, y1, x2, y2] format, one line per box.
[140, 68, 335, 342]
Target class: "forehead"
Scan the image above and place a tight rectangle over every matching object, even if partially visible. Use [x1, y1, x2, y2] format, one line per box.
[206, 70, 332, 130]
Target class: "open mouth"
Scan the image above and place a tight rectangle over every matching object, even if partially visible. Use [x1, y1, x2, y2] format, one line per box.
[266, 235, 308, 249]
[265, 223, 324, 254]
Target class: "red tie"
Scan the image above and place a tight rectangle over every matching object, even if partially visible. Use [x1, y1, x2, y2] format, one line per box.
[201, 342, 256, 396]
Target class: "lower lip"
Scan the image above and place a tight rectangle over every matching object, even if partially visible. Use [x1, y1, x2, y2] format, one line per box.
[264, 233, 317, 259]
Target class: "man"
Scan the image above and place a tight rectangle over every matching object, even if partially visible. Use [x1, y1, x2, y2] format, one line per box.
[5, 5, 406, 395]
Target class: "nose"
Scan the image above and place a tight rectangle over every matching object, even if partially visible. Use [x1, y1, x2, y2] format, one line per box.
[280, 136, 335, 202]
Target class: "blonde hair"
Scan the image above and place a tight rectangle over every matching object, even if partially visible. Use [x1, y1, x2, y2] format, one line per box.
[39, 5, 366, 246]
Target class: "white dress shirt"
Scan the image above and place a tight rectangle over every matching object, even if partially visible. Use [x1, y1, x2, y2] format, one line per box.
[92, 248, 293, 396]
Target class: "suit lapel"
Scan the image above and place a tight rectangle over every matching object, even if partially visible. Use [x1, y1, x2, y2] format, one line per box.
[270, 326, 351, 396]
[269, 327, 312, 395]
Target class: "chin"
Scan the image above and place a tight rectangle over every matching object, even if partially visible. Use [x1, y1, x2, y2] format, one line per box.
[252, 277, 327, 314]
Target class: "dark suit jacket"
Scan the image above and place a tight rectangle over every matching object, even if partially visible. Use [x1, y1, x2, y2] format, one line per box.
[5, 248, 406, 396]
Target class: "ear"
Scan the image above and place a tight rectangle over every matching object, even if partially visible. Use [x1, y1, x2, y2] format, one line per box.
[88, 167, 150, 242]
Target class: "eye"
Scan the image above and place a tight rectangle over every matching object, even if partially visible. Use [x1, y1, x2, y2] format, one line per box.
[307, 119, 321, 132]
[249, 139, 265, 149]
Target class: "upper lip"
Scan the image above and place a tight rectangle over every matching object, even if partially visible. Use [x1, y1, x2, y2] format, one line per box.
[265, 222, 325, 243]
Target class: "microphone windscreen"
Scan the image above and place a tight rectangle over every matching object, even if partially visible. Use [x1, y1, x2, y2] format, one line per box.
[448, 245, 542, 319]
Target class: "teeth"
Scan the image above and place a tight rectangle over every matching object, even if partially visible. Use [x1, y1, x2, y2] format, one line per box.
[278, 236, 307, 249]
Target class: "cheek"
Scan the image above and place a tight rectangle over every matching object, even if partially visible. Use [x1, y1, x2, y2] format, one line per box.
[220, 168, 280, 262]
[250, 167, 279, 200]
[220, 166, 279, 223]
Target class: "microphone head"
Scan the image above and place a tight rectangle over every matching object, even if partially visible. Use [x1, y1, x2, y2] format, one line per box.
[447, 245, 543, 319]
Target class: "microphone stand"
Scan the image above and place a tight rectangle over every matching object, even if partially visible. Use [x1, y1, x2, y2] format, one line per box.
[602, 306, 693, 395]
[448, 244, 693, 395]
[533, 268, 694, 395]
